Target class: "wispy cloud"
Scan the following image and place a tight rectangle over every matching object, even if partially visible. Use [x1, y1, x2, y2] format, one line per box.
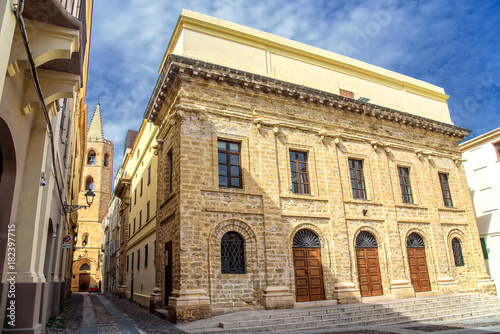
[87, 0, 500, 176]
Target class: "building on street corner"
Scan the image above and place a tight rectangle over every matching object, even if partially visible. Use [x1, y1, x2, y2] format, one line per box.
[139, 10, 496, 323]
[0, 0, 93, 332]
[460, 127, 500, 293]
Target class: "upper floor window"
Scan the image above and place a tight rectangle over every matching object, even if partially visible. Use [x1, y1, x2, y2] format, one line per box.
[148, 164, 151, 185]
[104, 153, 109, 167]
[131, 252, 134, 271]
[452, 237, 464, 266]
[87, 150, 96, 165]
[139, 210, 142, 228]
[82, 234, 89, 247]
[167, 149, 173, 194]
[289, 150, 310, 194]
[85, 177, 94, 191]
[349, 159, 367, 199]
[398, 167, 413, 204]
[146, 201, 150, 221]
[218, 140, 242, 188]
[438, 173, 453, 207]
[127, 255, 129, 271]
[494, 142, 500, 161]
[137, 249, 140, 269]
[221, 231, 245, 274]
[140, 178, 143, 196]
[145, 244, 149, 266]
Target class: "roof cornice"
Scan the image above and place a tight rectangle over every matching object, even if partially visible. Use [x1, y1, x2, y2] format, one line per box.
[145, 55, 470, 139]
[459, 127, 500, 151]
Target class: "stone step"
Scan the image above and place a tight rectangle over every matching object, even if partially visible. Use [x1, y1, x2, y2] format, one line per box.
[215, 295, 500, 333]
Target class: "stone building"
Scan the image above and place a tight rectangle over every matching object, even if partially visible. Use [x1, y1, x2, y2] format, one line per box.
[143, 11, 495, 323]
[460, 127, 500, 293]
[103, 196, 121, 293]
[71, 105, 114, 292]
[0, 0, 93, 331]
[111, 121, 158, 307]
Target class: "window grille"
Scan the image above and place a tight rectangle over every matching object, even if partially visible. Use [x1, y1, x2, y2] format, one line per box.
[407, 233, 425, 248]
[289, 151, 310, 194]
[221, 232, 245, 274]
[293, 229, 320, 248]
[452, 238, 464, 266]
[349, 159, 367, 199]
[398, 167, 413, 204]
[356, 231, 378, 248]
[218, 140, 242, 188]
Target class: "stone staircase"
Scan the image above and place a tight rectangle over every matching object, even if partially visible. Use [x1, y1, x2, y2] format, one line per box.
[177, 293, 500, 333]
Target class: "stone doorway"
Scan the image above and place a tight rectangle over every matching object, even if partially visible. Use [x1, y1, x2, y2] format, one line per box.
[355, 231, 383, 297]
[79, 273, 90, 292]
[292, 229, 325, 302]
[407, 233, 431, 292]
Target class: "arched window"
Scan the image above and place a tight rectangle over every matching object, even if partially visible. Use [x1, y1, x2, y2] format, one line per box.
[82, 234, 89, 247]
[407, 233, 425, 248]
[452, 238, 464, 267]
[221, 232, 245, 274]
[104, 153, 109, 167]
[355, 231, 378, 248]
[293, 229, 321, 248]
[87, 150, 96, 165]
[85, 177, 93, 191]
[80, 263, 90, 271]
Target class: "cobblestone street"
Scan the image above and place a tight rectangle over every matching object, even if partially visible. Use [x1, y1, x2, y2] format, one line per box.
[45, 293, 185, 334]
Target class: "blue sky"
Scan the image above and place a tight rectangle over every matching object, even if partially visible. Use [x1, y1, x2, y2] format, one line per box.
[86, 0, 500, 175]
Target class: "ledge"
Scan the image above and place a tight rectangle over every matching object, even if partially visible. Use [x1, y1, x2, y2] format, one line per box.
[343, 199, 384, 206]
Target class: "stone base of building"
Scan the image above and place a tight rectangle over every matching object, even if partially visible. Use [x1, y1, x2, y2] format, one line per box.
[2, 282, 43, 334]
[437, 277, 459, 294]
[116, 285, 127, 298]
[333, 283, 361, 303]
[476, 276, 497, 295]
[149, 287, 163, 311]
[167, 289, 211, 324]
[262, 286, 294, 310]
[390, 279, 415, 299]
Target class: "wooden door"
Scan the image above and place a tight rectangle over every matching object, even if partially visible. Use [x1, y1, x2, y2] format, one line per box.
[408, 247, 431, 292]
[79, 273, 90, 292]
[165, 241, 173, 306]
[293, 248, 325, 302]
[356, 248, 383, 297]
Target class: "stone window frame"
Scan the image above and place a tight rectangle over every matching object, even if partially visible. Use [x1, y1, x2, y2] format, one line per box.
[289, 149, 311, 195]
[211, 133, 250, 192]
[349, 158, 367, 200]
[284, 143, 318, 197]
[447, 230, 467, 269]
[437, 171, 454, 208]
[493, 142, 500, 161]
[392, 160, 421, 206]
[217, 140, 243, 189]
[341, 151, 374, 202]
[87, 149, 96, 165]
[221, 231, 245, 274]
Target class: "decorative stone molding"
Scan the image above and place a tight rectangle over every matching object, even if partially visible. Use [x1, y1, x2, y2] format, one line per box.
[262, 286, 294, 310]
[145, 55, 470, 140]
[168, 289, 211, 323]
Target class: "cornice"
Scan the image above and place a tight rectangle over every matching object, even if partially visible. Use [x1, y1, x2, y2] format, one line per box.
[144, 55, 470, 140]
[459, 127, 500, 151]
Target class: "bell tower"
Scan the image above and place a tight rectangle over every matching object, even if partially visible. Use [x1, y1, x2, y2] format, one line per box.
[71, 104, 114, 292]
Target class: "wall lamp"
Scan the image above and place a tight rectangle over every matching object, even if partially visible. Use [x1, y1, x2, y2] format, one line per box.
[64, 190, 95, 213]
[357, 97, 370, 104]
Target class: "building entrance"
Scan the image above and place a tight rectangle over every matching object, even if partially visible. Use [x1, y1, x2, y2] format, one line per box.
[407, 233, 431, 292]
[355, 231, 383, 297]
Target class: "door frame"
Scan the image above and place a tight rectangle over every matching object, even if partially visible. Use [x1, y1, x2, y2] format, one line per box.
[406, 232, 431, 293]
[354, 230, 383, 297]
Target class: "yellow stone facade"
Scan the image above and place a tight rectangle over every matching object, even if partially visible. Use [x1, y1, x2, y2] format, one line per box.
[140, 11, 496, 323]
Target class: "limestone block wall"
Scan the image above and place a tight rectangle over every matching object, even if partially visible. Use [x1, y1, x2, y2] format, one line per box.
[152, 64, 493, 323]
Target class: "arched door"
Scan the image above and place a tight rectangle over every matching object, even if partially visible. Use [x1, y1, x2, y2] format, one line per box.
[407, 233, 431, 292]
[292, 229, 325, 302]
[355, 231, 383, 297]
[79, 263, 91, 292]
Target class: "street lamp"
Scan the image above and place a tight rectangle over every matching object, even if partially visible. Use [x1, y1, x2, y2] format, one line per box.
[64, 190, 95, 213]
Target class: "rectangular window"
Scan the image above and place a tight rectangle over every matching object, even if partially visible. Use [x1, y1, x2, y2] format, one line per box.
[146, 201, 150, 221]
[131, 253, 134, 272]
[140, 178, 143, 196]
[438, 173, 453, 207]
[398, 167, 413, 204]
[289, 150, 310, 194]
[494, 142, 500, 161]
[480, 238, 488, 259]
[128, 224, 131, 238]
[154, 241, 156, 264]
[218, 140, 242, 188]
[349, 159, 367, 199]
[148, 164, 151, 185]
[139, 210, 142, 228]
[167, 149, 173, 194]
[134, 189, 137, 205]
[145, 244, 148, 266]
[127, 255, 129, 271]
[133, 218, 136, 234]
[137, 250, 140, 269]
[340, 89, 354, 99]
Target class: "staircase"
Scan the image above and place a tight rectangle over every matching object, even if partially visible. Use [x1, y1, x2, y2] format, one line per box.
[177, 293, 500, 333]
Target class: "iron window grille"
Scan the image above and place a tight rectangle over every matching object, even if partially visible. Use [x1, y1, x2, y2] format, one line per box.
[356, 231, 378, 248]
[218, 140, 242, 189]
[349, 159, 367, 199]
[221, 232, 245, 274]
[452, 238, 464, 266]
[293, 229, 320, 248]
[398, 167, 413, 204]
[438, 173, 453, 207]
[407, 233, 425, 248]
[289, 150, 310, 194]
